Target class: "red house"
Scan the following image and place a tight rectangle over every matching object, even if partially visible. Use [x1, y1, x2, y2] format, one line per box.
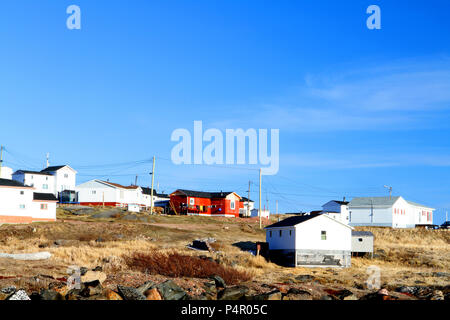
[169, 189, 241, 217]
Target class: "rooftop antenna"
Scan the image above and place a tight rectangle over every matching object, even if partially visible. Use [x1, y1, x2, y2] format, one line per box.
[46, 152, 50, 168]
[383, 185, 392, 200]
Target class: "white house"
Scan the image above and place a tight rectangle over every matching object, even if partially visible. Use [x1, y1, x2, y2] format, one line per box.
[265, 213, 353, 268]
[0, 166, 13, 179]
[348, 196, 434, 228]
[0, 178, 57, 224]
[40, 165, 77, 198]
[76, 179, 144, 208]
[239, 197, 255, 217]
[321, 200, 350, 225]
[141, 187, 170, 208]
[12, 170, 56, 194]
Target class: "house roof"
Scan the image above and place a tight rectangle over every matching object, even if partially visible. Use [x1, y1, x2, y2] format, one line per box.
[98, 180, 140, 190]
[352, 231, 374, 237]
[0, 178, 31, 188]
[41, 165, 77, 173]
[171, 189, 241, 199]
[349, 196, 401, 207]
[331, 200, 349, 205]
[14, 170, 53, 176]
[406, 200, 434, 210]
[240, 197, 254, 202]
[141, 187, 169, 198]
[265, 213, 322, 228]
[33, 192, 58, 201]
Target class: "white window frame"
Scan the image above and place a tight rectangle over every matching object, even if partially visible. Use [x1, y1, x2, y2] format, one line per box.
[189, 198, 195, 205]
[230, 200, 235, 210]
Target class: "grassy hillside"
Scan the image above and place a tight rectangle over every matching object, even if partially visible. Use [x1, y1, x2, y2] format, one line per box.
[0, 208, 448, 294]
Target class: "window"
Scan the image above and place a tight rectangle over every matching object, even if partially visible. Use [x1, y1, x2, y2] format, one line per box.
[230, 200, 235, 210]
[289, 230, 292, 236]
[269, 231, 272, 237]
[20, 191, 24, 195]
[321, 231, 327, 240]
[92, 190, 97, 195]
[189, 198, 195, 205]
[40, 204, 48, 210]
[19, 204, 25, 209]
[358, 238, 363, 242]
[64, 174, 69, 178]
[43, 184, 48, 190]
[279, 230, 282, 237]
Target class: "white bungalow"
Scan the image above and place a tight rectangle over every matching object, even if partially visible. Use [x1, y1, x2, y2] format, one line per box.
[0, 178, 57, 224]
[265, 213, 353, 268]
[12, 170, 56, 194]
[76, 179, 144, 208]
[348, 196, 434, 228]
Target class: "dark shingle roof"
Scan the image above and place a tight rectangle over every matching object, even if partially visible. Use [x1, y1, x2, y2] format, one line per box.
[41, 165, 66, 172]
[33, 192, 58, 201]
[14, 170, 53, 176]
[0, 178, 29, 188]
[332, 200, 349, 205]
[265, 213, 322, 229]
[240, 197, 254, 202]
[352, 231, 374, 237]
[141, 187, 169, 198]
[173, 189, 238, 199]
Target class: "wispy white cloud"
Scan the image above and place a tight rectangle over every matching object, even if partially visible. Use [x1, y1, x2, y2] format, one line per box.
[211, 57, 450, 132]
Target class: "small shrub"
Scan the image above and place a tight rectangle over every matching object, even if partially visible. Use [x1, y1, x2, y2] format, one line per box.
[123, 251, 252, 285]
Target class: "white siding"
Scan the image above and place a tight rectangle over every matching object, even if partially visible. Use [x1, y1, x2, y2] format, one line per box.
[266, 226, 296, 250]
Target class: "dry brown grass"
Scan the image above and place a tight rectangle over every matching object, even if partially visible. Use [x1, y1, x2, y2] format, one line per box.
[123, 250, 252, 285]
[0, 210, 448, 290]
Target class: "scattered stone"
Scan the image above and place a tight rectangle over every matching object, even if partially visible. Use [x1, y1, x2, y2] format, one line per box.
[295, 275, 314, 282]
[396, 286, 417, 295]
[0, 292, 11, 300]
[80, 280, 103, 297]
[145, 288, 162, 300]
[415, 287, 433, 300]
[92, 266, 103, 272]
[104, 289, 123, 300]
[247, 290, 282, 300]
[0, 286, 16, 294]
[156, 280, 188, 300]
[65, 289, 83, 300]
[210, 275, 226, 289]
[136, 281, 155, 296]
[432, 272, 450, 278]
[0, 251, 51, 260]
[40, 289, 64, 300]
[324, 289, 354, 300]
[431, 290, 445, 300]
[217, 286, 249, 300]
[95, 237, 105, 243]
[117, 285, 146, 300]
[8, 290, 31, 300]
[80, 267, 89, 276]
[81, 271, 107, 284]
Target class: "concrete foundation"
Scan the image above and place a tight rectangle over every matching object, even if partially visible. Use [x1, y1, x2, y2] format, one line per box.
[269, 249, 351, 268]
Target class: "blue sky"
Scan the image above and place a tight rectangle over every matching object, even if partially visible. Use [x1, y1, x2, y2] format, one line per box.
[1, 1, 450, 223]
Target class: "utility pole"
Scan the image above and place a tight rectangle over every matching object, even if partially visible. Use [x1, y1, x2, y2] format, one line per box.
[247, 180, 251, 218]
[276, 200, 278, 215]
[259, 168, 262, 229]
[446, 211, 448, 222]
[0, 145, 3, 178]
[135, 175, 138, 186]
[150, 156, 156, 215]
[384, 185, 392, 200]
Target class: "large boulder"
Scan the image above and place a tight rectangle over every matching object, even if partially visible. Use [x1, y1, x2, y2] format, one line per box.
[40, 289, 64, 301]
[145, 288, 162, 300]
[217, 286, 249, 300]
[80, 280, 103, 297]
[81, 271, 107, 284]
[246, 290, 282, 300]
[117, 285, 146, 300]
[283, 288, 313, 300]
[136, 281, 155, 296]
[210, 275, 226, 289]
[155, 280, 188, 300]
